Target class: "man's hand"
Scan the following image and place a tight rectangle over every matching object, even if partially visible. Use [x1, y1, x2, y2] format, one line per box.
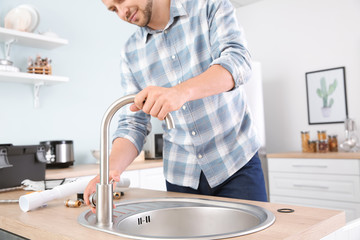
[130, 85, 189, 120]
[83, 170, 120, 214]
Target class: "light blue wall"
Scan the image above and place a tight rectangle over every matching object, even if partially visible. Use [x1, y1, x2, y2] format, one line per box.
[0, 0, 137, 164]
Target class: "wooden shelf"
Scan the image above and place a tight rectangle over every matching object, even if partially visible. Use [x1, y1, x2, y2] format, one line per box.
[0, 27, 68, 49]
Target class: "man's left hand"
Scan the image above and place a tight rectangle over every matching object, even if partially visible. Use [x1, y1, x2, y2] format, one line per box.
[130, 85, 188, 120]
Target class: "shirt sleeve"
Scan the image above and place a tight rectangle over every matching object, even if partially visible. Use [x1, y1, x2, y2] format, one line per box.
[112, 52, 151, 154]
[207, 0, 252, 89]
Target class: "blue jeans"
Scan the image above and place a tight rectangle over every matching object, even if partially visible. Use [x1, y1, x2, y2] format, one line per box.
[166, 152, 268, 202]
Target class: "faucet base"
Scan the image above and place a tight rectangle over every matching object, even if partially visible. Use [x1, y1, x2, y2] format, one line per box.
[96, 183, 113, 227]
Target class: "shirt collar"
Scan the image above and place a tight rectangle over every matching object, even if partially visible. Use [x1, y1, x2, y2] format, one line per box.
[140, 0, 188, 43]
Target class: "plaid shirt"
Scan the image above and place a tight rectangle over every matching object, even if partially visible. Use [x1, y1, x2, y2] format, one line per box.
[113, 0, 260, 189]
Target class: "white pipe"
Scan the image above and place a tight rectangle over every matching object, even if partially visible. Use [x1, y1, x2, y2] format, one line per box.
[19, 176, 130, 212]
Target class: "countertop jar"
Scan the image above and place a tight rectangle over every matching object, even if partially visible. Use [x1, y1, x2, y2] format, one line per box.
[308, 140, 317, 153]
[317, 130, 327, 141]
[301, 131, 310, 152]
[328, 135, 338, 152]
[318, 140, 328, 153]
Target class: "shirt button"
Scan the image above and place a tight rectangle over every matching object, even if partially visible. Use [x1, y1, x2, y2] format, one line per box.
[198, 154, 203, 159]
[182, 105, 186, 110]
[164, 30, 168, 34]
[191, 131, 196, 136]
[171, 55, 176, 60]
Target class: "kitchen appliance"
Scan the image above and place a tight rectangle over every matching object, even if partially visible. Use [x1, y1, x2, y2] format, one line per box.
[143, 118, 164, 159]
[40, 140, 74, 168]
[143, 133, 163, 159]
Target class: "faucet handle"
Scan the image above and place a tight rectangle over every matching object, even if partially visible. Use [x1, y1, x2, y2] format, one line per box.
[141, 97, 175, 129]
[164, 113, 175, 129]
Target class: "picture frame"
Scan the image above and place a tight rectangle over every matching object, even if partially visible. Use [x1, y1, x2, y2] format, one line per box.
[305, 67, 348, 125]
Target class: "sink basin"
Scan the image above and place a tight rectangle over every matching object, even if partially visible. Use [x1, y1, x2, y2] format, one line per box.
[78, 197, 275, 239]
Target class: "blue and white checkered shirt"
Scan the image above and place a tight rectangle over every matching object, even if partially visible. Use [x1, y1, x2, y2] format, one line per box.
[113, 0, 261, 189]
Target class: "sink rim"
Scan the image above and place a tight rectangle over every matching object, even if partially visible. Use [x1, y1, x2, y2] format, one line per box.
[78, 197, 276, 240]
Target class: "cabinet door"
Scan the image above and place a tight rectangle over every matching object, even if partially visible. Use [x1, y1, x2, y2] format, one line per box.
[269, 172, 360, 202]
[139, 167, 166, 191]
[270, 195, 360, 222]
[121, 170, 140, 188]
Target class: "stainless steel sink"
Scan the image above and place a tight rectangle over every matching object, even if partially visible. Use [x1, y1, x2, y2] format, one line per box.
[78, 197, 275, 239]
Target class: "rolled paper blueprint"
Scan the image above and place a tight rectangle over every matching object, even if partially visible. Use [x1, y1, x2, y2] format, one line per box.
[19, 176, 130, 212]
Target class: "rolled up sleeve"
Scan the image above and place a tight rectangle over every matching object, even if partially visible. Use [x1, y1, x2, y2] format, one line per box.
[207, 0, 252, 89]
[112, 54, 151, 153]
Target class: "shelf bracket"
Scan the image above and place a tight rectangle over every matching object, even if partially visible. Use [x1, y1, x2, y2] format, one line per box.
[3, 39, 16, 60]
[33, 82, 44, 108]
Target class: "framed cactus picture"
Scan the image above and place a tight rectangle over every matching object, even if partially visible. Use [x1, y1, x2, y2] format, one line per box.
[305, 67, 348, 125]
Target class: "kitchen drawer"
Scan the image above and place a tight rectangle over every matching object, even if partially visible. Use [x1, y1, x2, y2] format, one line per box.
[269, 172, 360, 202]
[268, 158, 360, 175]
[270, 195, 360, 222]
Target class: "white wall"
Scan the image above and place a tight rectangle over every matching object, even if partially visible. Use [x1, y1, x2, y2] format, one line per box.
[236, 0, 360, 153]
[0, 0, 136, 164]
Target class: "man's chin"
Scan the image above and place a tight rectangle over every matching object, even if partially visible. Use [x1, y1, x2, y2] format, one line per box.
[129, 20, 147, 27]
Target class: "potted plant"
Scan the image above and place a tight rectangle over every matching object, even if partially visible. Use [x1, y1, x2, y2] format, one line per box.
[316, 77, 337, 117]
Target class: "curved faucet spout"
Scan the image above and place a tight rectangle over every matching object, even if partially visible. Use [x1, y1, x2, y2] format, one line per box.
[96, 94, 175, 226]
[100, 94, 174, 184]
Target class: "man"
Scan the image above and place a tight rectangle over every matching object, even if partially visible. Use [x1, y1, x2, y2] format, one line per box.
[84, 0, 267, 212]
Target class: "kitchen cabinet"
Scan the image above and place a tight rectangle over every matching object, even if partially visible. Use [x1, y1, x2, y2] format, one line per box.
[230, 0, 263, 8]
[120, 167, 166, 191]
[0, 27, 69, 108]
[267, 152, 360, 222]
[139, 167, 166, 191]
[120, 169, 140, 188]
[45, 160, 165, 191]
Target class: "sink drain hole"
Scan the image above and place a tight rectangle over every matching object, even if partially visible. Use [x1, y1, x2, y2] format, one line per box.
[277, 208, 294, 213]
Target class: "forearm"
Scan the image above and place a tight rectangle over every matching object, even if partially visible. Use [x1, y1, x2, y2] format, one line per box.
[175, 64, 234, 102]
[109, 137, 139, 176]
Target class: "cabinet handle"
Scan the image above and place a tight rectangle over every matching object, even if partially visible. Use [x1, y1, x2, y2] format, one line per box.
[292, 164, 328, 168]
[293, 184, 329, 190]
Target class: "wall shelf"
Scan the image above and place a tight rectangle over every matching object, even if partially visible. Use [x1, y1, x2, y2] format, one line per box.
[0, 27, 69, 108]
[0, 71, 69, 108]
[0, 27, 68, 49]
[0, 71, 68, 85]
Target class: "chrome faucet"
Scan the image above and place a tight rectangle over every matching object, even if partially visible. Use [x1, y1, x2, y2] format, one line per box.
[96, 94, 175, 226]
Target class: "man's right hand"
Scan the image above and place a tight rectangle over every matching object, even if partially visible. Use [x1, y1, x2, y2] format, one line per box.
[84, 138, 139, 213]
[83, 171, 120, 214]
